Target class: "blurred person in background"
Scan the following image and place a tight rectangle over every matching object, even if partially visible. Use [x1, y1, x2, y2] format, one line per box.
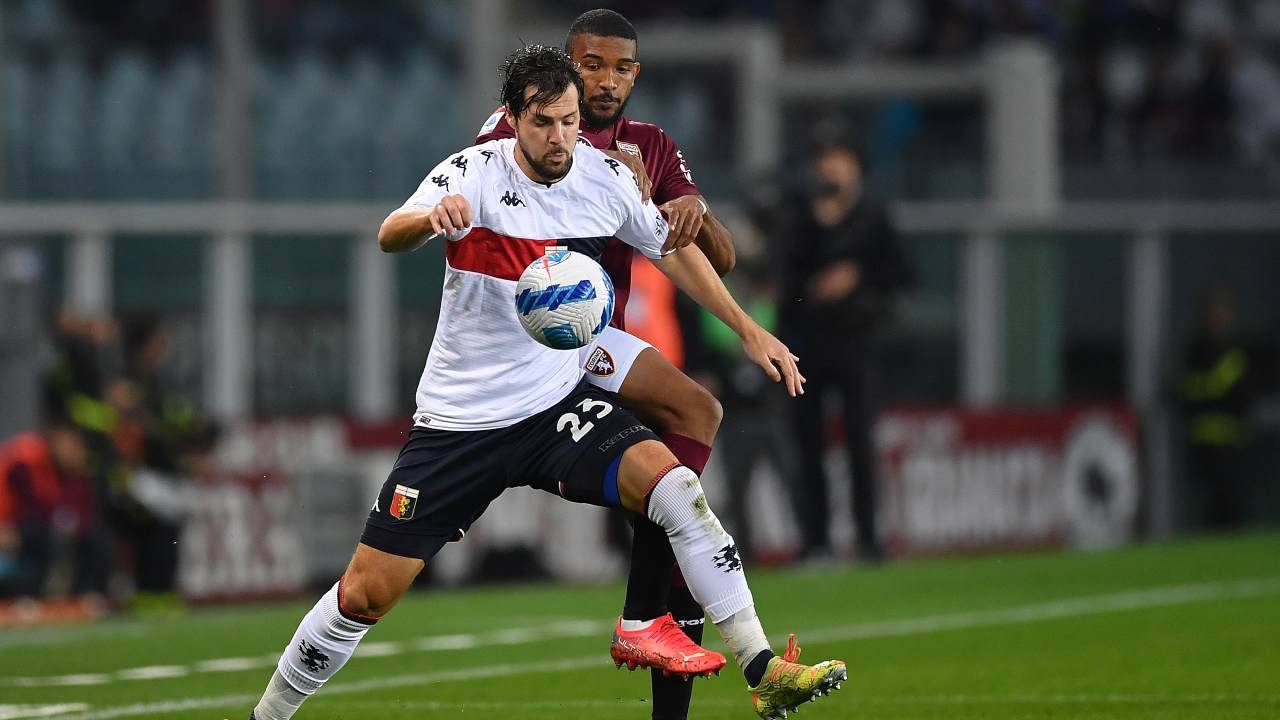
[107, 317, 206, 608]
[0, 419, 106, 598]
[684, 259, 798, 562]
[777, 140, 914, 564]
[39, 312, 200, 606]
[1179, 291, 1258, 530]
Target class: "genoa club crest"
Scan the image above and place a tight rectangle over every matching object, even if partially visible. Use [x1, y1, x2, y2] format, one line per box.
[390, 484, 419, 520]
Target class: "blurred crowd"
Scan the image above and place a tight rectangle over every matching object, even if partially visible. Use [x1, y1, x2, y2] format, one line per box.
[0, 311, 213, 604]
[3, 0, 1280, 203]
[580, 0, 1280, 168]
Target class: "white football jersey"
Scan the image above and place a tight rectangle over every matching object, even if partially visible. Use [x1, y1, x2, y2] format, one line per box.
[399, 138, 669, 431]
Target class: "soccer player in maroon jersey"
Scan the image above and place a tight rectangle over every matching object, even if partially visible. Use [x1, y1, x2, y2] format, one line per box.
[475, 10, 745, 720]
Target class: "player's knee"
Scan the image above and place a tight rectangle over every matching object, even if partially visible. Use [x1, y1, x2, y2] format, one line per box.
[340, 546, 421, 619]
[662, 379, 722, 440]
[339, 571, 403, 620]
[615, 439, 680, 512]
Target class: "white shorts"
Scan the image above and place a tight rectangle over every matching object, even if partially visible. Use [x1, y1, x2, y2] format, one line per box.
[578, 326, 653, 394]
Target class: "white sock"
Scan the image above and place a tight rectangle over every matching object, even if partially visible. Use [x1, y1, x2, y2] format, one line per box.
[252, 669, 307, 720]
[256, 582, 373, 718]
[646, 466, 754, 634]
[717, 605, 771, 669]
[620, 618, 656, 631]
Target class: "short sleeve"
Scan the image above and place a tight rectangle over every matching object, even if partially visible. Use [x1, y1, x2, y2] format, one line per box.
[399, 147, 487, 241]
[614, 175, 669, 260]
[651, 131, 700, 205]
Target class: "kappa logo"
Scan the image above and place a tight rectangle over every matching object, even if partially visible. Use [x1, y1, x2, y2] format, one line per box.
[712, 544, 743, 573]
[596, 423, 647, 453]
[389, 484, 420, 521]
[480, 150, 495, 164]
[604, 158, 622, 176]
[450, 155, 468, 176]
[430, 174, 450, 192]
[500, 190, 525, 207]
[585, 346, 616, 377]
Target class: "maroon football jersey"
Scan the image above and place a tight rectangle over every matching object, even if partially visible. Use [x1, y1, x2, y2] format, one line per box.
[476, 108, 700, 331]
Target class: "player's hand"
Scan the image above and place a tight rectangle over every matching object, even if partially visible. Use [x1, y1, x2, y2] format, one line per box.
[425, 194, 473, 237]
[604, 149, 652, 203]
[740, 324, 806, 397]
[659, 195, 707, 254]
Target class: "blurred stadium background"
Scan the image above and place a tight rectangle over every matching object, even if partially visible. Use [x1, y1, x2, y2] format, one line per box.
[0, 0, 1278, 620]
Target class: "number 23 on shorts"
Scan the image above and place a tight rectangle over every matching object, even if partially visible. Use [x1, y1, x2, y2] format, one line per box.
[557, 398, 614, 442]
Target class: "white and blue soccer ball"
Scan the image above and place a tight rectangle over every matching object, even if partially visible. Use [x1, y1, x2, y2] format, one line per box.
[515, 250, 614, 350]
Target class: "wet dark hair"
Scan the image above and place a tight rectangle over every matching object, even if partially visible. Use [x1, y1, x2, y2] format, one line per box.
[499, 44, 585, 120]
[565, 8, 638, 51]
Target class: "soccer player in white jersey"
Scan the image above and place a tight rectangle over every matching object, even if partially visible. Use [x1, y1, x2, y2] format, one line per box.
[248, 45, 845, 720]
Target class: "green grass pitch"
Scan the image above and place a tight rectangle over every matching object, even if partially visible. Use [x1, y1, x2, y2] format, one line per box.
[1, 532, 1277, 719]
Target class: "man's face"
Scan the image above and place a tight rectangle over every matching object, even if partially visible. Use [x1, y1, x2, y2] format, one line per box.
[567, 34, 639, 128]
[815, 148, 862, 198]
[508, 84, 581, 182]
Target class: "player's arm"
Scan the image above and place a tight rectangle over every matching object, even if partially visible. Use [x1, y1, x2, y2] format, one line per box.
[378, 196, 472, 253]
[653, 244, 803, 396]
[660, 196, 735, 276]
[378, 150, 481, 253]
[651, 134, 735, 275]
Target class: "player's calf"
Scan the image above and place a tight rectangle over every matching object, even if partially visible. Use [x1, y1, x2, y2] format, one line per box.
[616, 440, 845, 712]
[251, 544, 422, 720]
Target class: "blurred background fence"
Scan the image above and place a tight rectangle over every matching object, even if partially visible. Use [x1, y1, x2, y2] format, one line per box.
[1, 0, 1277, 612]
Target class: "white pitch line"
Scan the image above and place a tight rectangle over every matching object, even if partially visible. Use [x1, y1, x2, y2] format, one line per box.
[2, 620, 608, 688]
[326, 693, 1280, 710]
[0, 707, 92, 720]
[32, 575, 1280, 720]
[114, 667, 189, 682]
[772, 576, 1280, 646]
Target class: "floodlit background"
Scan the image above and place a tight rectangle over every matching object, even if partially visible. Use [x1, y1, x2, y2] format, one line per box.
[0, 0, 1277, 611]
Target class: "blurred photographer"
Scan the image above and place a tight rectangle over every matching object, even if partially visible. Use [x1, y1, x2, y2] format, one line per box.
[776, 140, 914, 563]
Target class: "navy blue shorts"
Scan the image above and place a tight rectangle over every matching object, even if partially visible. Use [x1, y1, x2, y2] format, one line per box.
[361, 380, 659, 560]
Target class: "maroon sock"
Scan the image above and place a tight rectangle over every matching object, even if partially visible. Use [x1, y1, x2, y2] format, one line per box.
[661, 433, 712, 475]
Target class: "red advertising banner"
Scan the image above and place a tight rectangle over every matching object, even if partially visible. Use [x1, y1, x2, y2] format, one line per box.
[877, 406, 1140, 556]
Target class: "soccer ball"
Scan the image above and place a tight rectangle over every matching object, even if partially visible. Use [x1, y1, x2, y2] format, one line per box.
[515, 250, 615, 350]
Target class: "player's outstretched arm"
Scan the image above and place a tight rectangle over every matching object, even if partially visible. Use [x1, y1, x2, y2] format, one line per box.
[654, 244, 804, 397]
[658, 195, 735, 276]
[695, 205, 735, 276]
[377, 194, 472, 253]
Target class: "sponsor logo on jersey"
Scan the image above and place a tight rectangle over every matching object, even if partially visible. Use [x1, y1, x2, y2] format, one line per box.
[390, 484, 420, 520]
[479, 109, 503, 135]
[500, 190, 525, 207]
[585, 346, 616, 377]
[516, 280, 597, 315]
[616, 141, 642, 158]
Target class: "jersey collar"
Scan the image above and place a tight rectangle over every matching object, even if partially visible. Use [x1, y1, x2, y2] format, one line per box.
[580, 116, 624, 150]
[507, 140, 579, 190]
